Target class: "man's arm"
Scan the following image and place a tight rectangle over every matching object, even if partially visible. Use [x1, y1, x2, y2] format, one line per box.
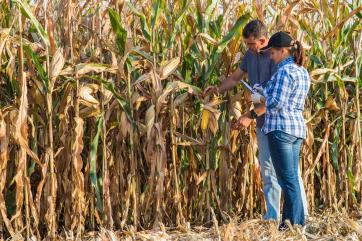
[218, 68, 246, 93]
[203, 68, 246, 96]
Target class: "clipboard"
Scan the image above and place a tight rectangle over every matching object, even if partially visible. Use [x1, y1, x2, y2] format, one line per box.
[240, 79, 257, 94]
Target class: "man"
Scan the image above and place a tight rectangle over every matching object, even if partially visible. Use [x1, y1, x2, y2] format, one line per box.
[203, 20, 308, 220]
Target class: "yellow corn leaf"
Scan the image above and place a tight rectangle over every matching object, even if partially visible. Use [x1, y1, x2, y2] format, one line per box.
[201, 109, 210, 131]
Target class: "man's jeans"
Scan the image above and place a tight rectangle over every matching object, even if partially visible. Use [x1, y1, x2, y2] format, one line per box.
[256, 128, 308, 221]
[266, 130, 306, 226]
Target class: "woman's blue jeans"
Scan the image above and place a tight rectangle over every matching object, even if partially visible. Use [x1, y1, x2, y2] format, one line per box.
[267, 130, 305, 226]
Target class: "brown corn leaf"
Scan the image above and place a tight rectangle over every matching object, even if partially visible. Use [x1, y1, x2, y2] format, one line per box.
[145, 104, 155, 140]
[208, 112, 219, 135]
[120, 111, 130, 138]
[174, 93, 189, 107]
[50, 48, 65, 80]
[71, 117, 85, 232]
[156, 81, 200, 114]
[196, 172, 208, 185]
[325, 96, 340, 111]
[0, 29, 10, 66]
[133, 72, 151, 86]
[0, 112, 15, 235]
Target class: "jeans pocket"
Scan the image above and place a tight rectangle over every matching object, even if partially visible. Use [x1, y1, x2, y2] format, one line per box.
[272, 131, 298, 144]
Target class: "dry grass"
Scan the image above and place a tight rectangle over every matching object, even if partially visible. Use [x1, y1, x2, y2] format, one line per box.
[55, 213, 361, 241]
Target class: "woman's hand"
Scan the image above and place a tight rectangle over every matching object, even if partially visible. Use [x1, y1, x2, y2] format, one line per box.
[260, 96, 266, 105]
[254, 103, 266, 116]
[251, 92, 263, 104]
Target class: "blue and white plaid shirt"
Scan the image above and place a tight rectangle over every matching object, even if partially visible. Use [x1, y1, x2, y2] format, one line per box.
[262, 56, 310, 139]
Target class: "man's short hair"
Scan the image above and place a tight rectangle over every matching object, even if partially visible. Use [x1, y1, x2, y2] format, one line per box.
[242, 19, 268, 39]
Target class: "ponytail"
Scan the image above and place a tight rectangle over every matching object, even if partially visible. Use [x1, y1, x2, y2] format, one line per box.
[290, 40, 305, 66]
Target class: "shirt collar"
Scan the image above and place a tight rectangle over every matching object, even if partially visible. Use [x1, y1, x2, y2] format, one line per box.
[249, 50, 267, 56]
[276, 56, 294, 69]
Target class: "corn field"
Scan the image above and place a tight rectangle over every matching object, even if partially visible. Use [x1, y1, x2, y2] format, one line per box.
[0, 0, 361, 239]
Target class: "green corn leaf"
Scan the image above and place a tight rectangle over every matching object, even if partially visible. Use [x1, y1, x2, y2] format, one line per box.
[331, 121, 341, 174]
[151, 0, 165, 30]
[87, 75, 134, 125]
[108, 8, 127, 55]
[127, 2, 151, 41]
[167, 4, 189, 48]
[204, 0, 218, 30]
[217, 13, 251, 53]
[23, 44, 48, 91]
[90, 116, 103, 212]
[13, 0, 49, 46]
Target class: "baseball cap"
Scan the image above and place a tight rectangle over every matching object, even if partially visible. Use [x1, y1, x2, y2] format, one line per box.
[260, 31, 293, 51]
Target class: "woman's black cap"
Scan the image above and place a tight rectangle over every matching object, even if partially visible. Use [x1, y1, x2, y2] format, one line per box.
[260, 31, 293, 51]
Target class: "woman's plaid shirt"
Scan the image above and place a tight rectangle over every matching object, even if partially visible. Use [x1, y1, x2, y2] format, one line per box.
[262, 56, 311, 139]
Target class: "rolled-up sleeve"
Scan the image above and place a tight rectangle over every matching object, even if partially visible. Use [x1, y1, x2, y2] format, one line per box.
[266, 69, 294, 111]
[239, 53, 248, 72]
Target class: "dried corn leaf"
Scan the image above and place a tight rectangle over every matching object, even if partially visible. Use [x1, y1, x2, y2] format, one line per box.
[159, 57, 181, 80]
[79, 84, 99, 105]
[50, 48, 65, 80]
[145, 104, 155, 140]
[71, 117, 85, 231]
[75, 63, 117, 76]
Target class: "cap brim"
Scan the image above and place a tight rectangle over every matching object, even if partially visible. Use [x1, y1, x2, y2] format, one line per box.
[260, 46, 272, 52]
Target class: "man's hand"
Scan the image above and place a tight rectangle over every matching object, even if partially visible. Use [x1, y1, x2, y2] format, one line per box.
[231, 113, 252, 130]
[202, 76, 227, 97]
[203, 86, 219, 97]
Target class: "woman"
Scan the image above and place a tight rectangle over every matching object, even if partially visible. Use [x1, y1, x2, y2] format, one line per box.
[251, 31, 311, 229]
